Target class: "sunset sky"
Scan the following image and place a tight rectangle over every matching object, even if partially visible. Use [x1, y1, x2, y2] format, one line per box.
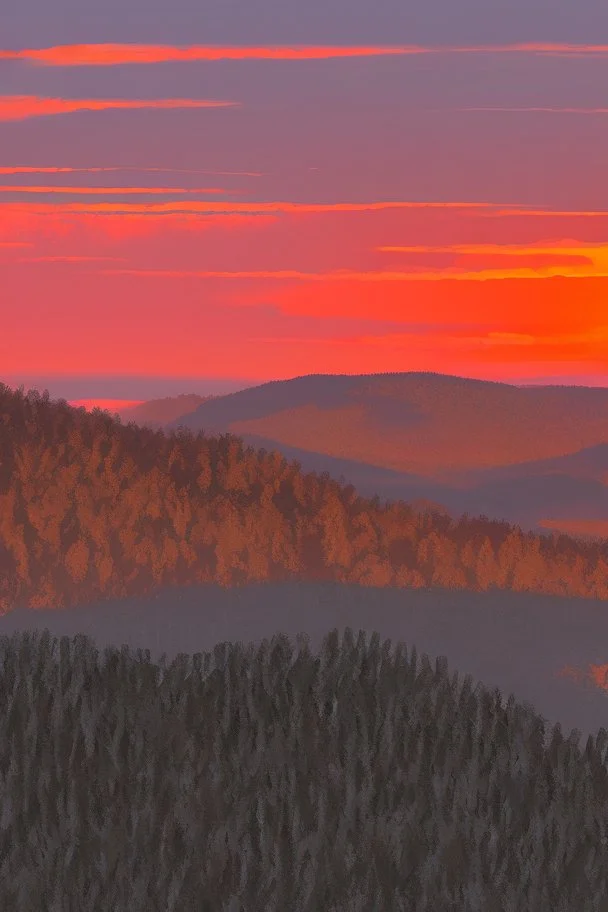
[2, 0, 608, 407]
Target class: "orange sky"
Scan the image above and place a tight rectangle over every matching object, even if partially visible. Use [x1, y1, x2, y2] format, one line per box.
[1, 30, 607, 400]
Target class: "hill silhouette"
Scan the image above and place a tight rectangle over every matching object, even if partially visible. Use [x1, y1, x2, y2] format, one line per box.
[166, 371, 608, 475]
[152, 372, 608, 537]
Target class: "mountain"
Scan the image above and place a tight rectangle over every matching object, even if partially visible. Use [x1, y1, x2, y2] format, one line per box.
[159, 372, 608, 537]
[445, 442, 608, 487]
[166, 372, 608, 475]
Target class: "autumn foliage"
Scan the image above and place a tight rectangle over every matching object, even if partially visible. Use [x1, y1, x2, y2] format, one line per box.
[1, 383, 607, 612]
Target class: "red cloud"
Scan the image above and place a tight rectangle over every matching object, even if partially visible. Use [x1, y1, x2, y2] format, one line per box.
[0, 186, 234, 195]
[0, 199, 505, 215]
[0, 44, 427, 66]
[0, 42, 607, 67]
[0, 96, 239, 121]
[0, 166, 262, 176]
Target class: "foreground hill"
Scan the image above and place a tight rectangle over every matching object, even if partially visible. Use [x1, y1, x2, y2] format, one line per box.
[1, 624, 607, 909]
[4, 580, 608, 746]
[1, 382, 608, 613]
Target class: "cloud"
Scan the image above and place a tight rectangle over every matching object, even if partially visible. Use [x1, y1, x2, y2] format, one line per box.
[0, 240, 31, 247]
[0, 185, 235, 195]
[0, 96, 239, 122]
[1, 42, 607, 67]
[0, 166, 262, 176]
[90, 242, 608, 282]
[0, 199, 514, 216]
[477, 208, 608, 220]
[378, 243, 601, 255]
[98, 258, 608, 281]
[0, 44, 432, 66]
[376, 242, 608, 279]
[4, 200, 607, 222]
[0, 206, 279, 242]
[19, 255, 126, 262]
[458, 106, 608, 114]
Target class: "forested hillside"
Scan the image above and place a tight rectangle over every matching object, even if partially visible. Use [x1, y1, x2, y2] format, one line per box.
[1, 626, 607, 910]
[1, 383, 608, 613]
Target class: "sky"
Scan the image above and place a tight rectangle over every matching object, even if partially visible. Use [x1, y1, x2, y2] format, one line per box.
[1, 0, 608, 406]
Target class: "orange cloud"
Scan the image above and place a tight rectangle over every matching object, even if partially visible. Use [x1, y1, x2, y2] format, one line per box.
[249, 319, 608, 373]
[0, 240, 31, 247]
[0, 199, 514, 217]
[0, 166, 262, 176]
[0, 96, 239, 121]
[483, 209, 608, 219]
[378, 243, 600, 255]
[246, 275, 608, 337]
[0, 185, 234, 195]
[0, 44, 430, 66]
[377, 242, 608, 278]
[3, 265, 605, 382]
[1, 42, 607, 67]
[4, 200, 607, 224]
[98, 241, 608, 282]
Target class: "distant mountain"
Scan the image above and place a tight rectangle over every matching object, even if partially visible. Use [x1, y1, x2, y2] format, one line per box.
[158, 372, 608, 537]
[117, 393, 215, 429]
[444, 442, 608, 488]
[166, 371, 608, 475]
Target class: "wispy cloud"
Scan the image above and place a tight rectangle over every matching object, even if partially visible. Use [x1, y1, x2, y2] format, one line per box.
[478, 208, 608, 219]
[376, 242, 608, 279]
[0, 199, 520, 216]
[378, 242, 601, 255]
[0, 240, 31, 247]
[458, 106, 608, 114]
[0, 185, 235, 195]
[92, 243, 608, 281]
[0, 96, 239, 122]
[1, 42, 608, 67]
[0, 44, 432, 66]
[0, 166, 263, 177]
[19, 255, 126, 262]
[97, 257, 608, 281]
[3, 200, 608, 228]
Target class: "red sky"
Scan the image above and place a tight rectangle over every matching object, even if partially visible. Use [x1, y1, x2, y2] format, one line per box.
[1, 16, 607, 402]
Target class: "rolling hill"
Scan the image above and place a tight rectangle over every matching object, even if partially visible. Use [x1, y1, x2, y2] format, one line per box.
[152, 372, 608, 537]
[165, 372, 608, 475]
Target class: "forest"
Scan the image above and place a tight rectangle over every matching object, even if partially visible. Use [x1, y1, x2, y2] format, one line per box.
[1, 383, 607, 614]
[1, 625, 607, 910]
